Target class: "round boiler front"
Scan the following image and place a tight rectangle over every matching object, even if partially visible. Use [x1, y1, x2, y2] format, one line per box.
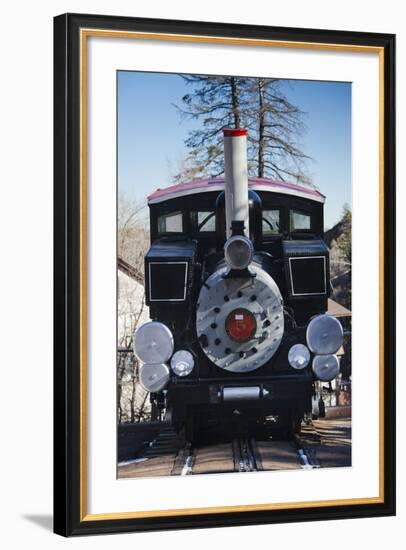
[196, 264, 284, 373]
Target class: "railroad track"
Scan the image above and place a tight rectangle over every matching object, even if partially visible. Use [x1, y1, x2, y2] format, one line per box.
[233, 437, 258, 472]
[177, 435, 319, 475]
[118, 422, 330, 478]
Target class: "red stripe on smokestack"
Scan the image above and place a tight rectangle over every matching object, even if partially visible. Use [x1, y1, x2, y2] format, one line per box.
[223, 128, 248, 137]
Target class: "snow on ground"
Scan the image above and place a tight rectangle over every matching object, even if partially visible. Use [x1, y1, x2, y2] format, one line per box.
[118, 270, 150, 345]
[118, 270, 151, 422]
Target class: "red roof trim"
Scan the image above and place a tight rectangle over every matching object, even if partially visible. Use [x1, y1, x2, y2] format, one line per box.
[148, 177, 325, 203]
[223, 128, 248, 137]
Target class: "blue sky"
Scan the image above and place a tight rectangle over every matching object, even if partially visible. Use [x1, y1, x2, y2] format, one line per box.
[118, 72, 351, 229]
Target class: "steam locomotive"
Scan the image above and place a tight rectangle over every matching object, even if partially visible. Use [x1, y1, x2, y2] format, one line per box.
[133, 128, 343, 440]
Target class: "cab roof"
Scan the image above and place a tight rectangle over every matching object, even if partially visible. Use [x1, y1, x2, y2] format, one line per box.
[147, 177, 325, 205]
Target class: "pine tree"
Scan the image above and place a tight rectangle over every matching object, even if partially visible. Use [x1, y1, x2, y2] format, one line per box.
[336, 204, 352, 265]
[173, 75, 248, 181]
[246, 78, 311, 183]
[174, 75, 311, 184]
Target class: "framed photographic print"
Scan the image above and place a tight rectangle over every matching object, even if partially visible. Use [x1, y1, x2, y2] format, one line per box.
[53, 13, 396, 536]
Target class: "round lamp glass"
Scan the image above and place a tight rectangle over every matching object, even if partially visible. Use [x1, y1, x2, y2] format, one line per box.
[139, 363, 170, 393]
[133, 321, 174, 364]
[170, 350, 195, 377]
[306, 314, 343, 355]
[288, 344, 311, 370]
[224, 235, 253, 270]
[312, 354, 340, 382]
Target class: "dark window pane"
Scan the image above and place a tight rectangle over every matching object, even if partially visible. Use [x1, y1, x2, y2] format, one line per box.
[289, 257, 326, 295]
[149, 262, 187, 300]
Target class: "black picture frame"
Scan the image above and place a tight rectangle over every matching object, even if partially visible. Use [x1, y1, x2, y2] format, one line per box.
[54, 12, 396, 536]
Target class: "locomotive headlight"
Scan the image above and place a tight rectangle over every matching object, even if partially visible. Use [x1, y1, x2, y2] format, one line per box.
[288, 344, 310, 370]
[312, 354, 340, 382]
[226, 308, 257, 343]
[306, 314, 343, 355]
[139, 363, 170, 393]
[170, 350, 195, 377]
[133, 321, 174, 364]
[224, 235, 254, 270]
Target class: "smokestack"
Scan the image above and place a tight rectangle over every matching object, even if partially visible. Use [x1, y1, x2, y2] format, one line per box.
[223, 128, 249, 238]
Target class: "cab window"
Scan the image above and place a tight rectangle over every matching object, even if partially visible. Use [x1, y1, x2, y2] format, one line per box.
[262, 209, 280, 235]
[158, 211, 183, 233]
[290, 210, 311, 231]
[196, 211, 215, 232]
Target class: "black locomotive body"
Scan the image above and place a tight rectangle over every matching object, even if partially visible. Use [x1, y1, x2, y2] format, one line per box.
[133, 129, 342, 439]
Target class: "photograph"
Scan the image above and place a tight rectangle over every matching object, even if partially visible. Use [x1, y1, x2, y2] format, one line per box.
[0, 0, 401, 546]
[53, 13, 395, 535]
[116, 71, 353, 479]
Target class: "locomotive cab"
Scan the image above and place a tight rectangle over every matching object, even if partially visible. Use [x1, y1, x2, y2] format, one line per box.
[133, 129, 343, 440]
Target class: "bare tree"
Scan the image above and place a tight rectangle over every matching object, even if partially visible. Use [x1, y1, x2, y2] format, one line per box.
[117, 194, 151, 423]
[117, 283, 151, 423]
[325, 204, 352, 310]
[118, 194, 149, 270]
[117, 352, 126, 423]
